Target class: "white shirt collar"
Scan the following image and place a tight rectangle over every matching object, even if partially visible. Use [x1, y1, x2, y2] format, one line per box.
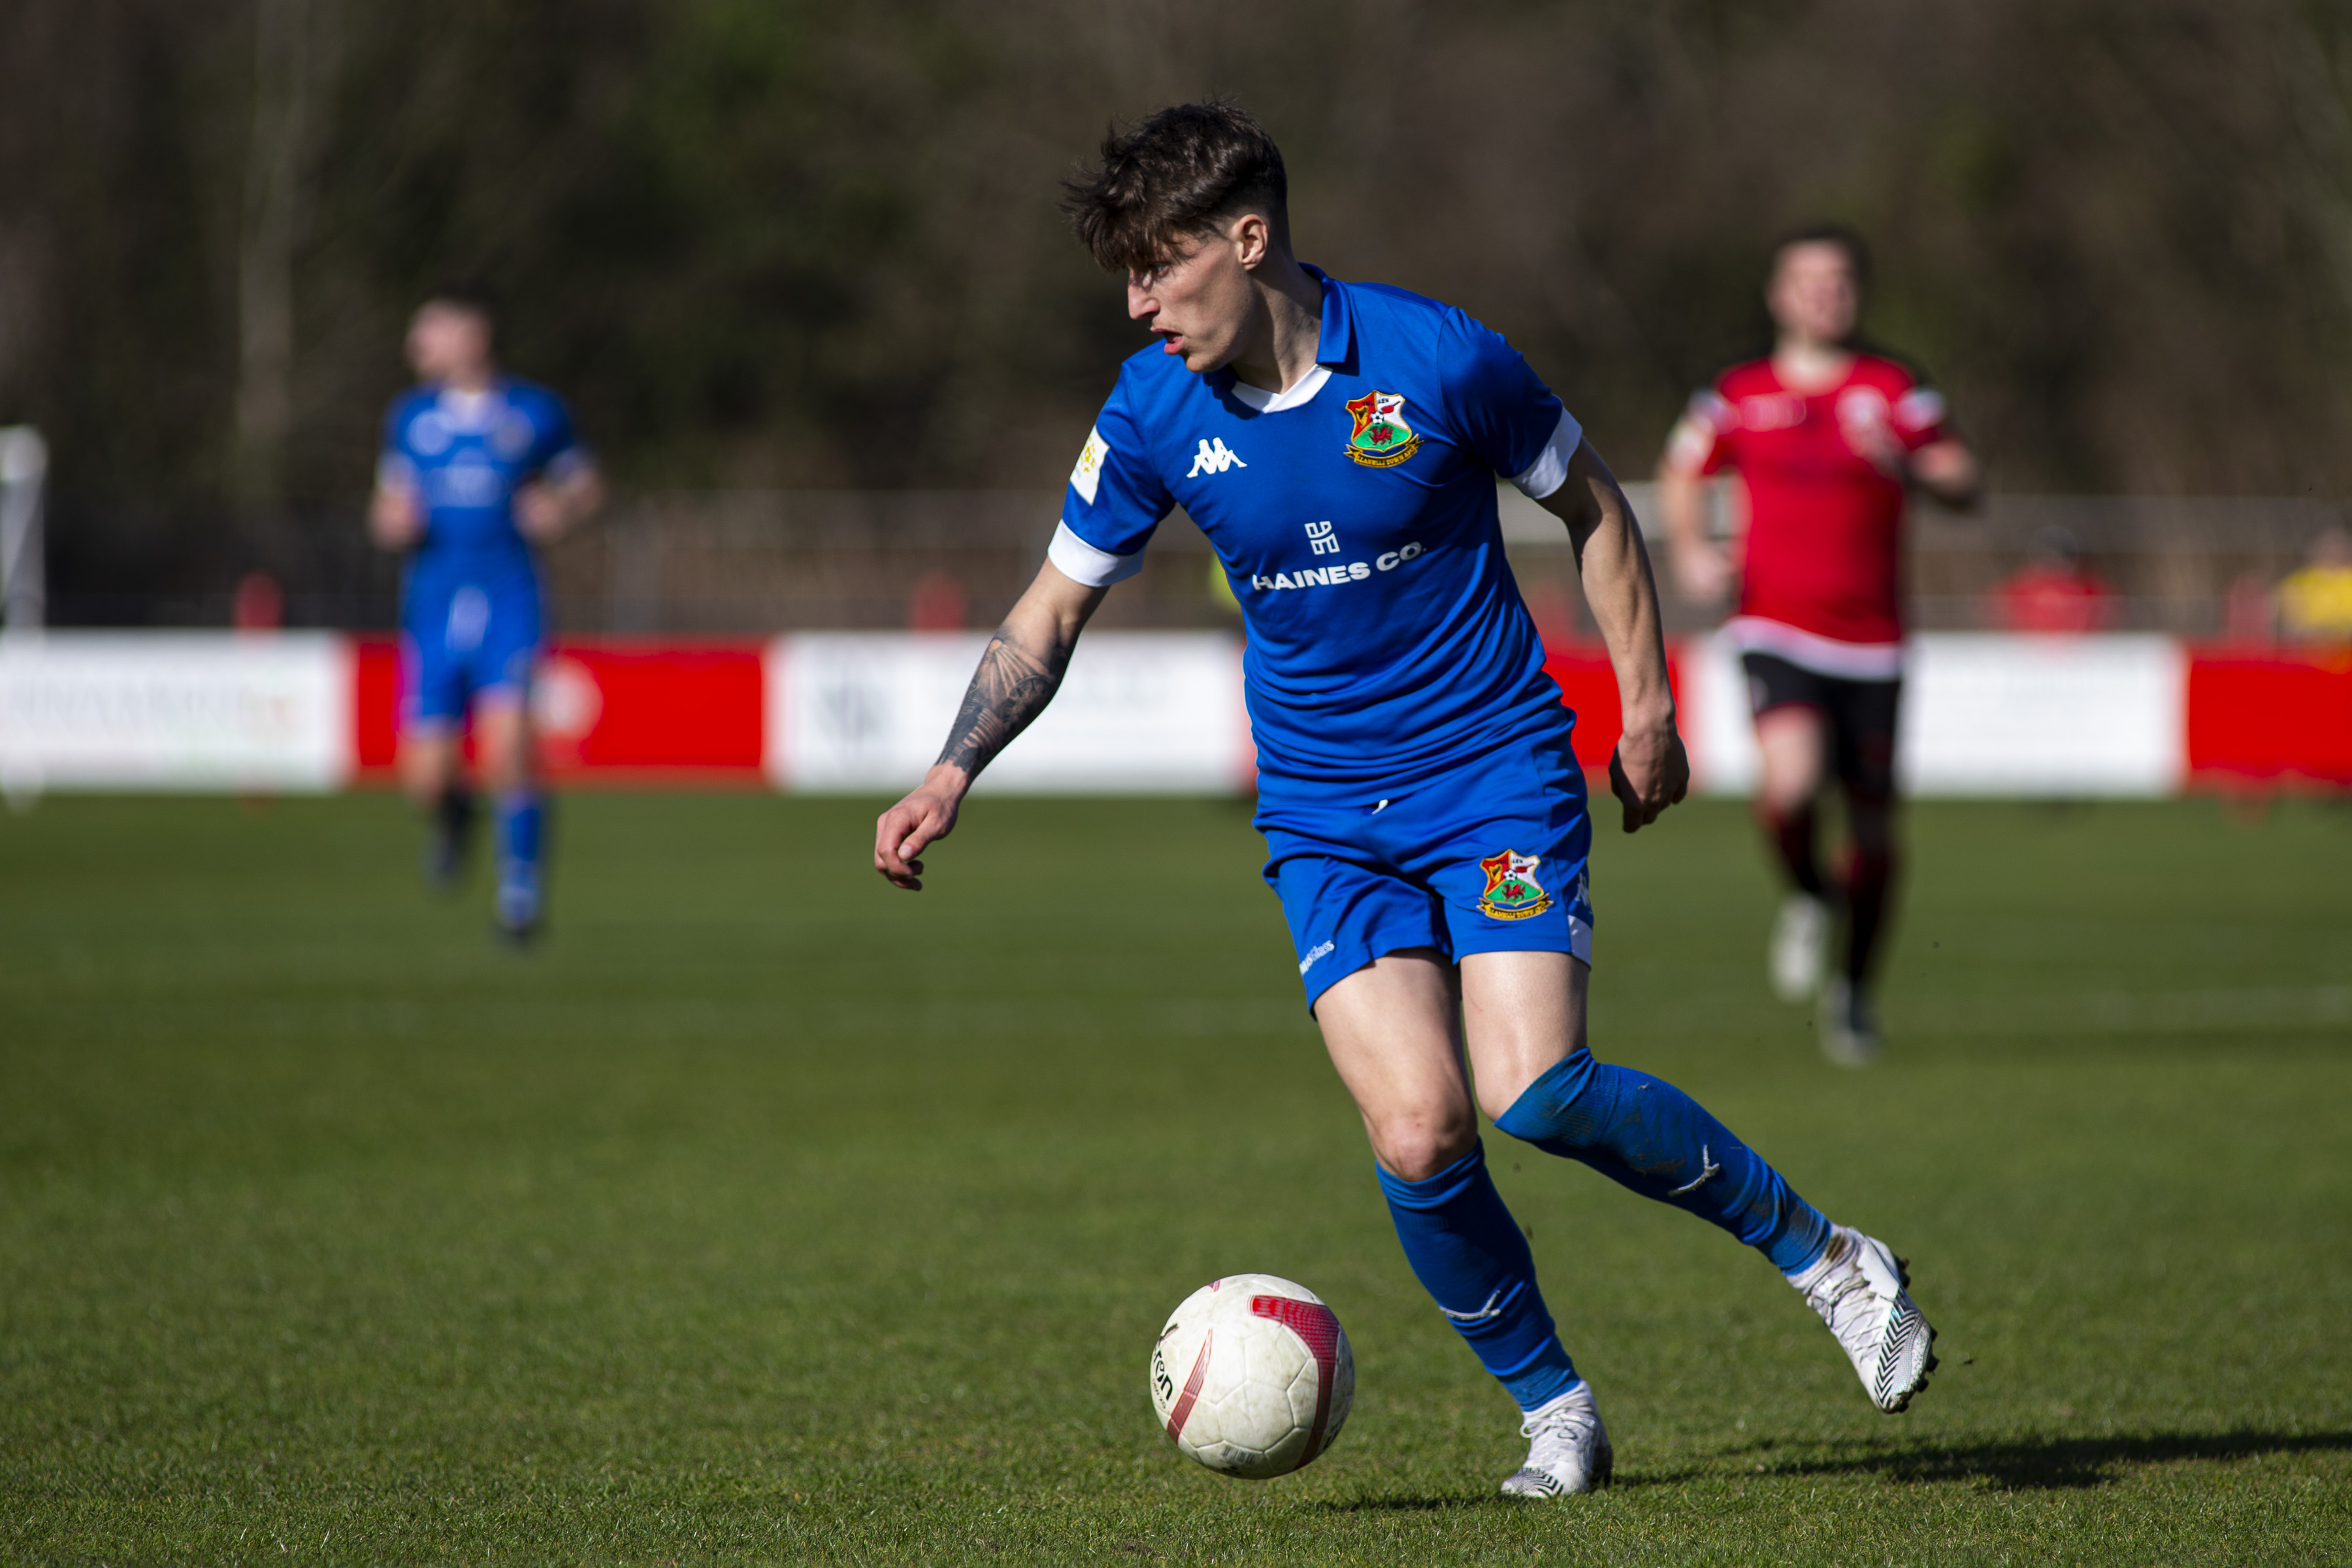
[436, 385, 502, 429]
[1228, 363, 1331, 414]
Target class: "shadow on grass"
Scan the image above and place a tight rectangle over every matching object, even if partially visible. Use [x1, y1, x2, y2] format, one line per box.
[1748, 1428, 2352, 1491]
[1316, 1429, 2352, 1511]
[1314, 1469, 1706, 1514]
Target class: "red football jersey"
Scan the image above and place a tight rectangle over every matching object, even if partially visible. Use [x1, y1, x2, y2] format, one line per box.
[1993, 565, 2115, 634]
[1669, 353, 1949, 653]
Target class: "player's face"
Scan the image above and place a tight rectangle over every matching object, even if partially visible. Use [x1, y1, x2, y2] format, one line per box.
[1126, 228, 1259, 375]
[1767, 243, 1860, 347]
[406, 304, 493, 383]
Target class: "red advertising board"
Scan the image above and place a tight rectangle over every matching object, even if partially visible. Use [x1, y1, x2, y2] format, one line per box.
[2185, 645, 2352, 787]
[351, 637, 767, 785]
[336, 632, 2352, 794]
[1541, 640, 1684, 777]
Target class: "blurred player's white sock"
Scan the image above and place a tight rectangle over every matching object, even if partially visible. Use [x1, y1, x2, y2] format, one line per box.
[1771, 892, 1829, 1002]
[1818, 975, 1881, 1066]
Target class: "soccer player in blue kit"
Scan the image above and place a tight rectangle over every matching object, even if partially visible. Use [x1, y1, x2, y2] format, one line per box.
[874, 105, 1938, 1495]
[370, 287, 603, 941]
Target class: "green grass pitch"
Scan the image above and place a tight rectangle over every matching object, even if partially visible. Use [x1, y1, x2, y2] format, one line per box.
[3, 791, 2349, 1564]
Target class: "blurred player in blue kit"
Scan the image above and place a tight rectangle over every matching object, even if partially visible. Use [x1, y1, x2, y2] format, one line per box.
[874, 105, 1940, 1497]
[369, 287, 603, 941]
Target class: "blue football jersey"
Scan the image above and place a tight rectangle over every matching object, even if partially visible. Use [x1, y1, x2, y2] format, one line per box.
[378, 378, 587, 579]
[1051, 267, 1584, 801]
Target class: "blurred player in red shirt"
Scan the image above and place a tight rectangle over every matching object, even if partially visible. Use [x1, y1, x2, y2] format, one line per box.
[1658, 226, 1980, 1064]
[1991, 527, 2114, 633]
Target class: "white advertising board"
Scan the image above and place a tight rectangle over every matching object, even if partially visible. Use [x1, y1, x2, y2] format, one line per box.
[1678, 630, 1762, 796]
[0, 628, 2192, 800]
[0, 632, 353, 794]
[768, 631, 1252, 794]
[1679, 629, 2183, 798]
[1899, 633, 2184, 796]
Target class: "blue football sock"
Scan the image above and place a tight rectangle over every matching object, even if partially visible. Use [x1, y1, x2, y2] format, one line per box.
[1494, 1051, 1831, 1275]
[493, 790, 544, 920]
[1377, 1142, 1582, 1412]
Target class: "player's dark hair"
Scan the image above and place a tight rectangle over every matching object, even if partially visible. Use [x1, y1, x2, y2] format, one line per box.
[419, 278, 498, 322]
[1771, 222, 1873, 296]
[1063, 102, 1291, 272]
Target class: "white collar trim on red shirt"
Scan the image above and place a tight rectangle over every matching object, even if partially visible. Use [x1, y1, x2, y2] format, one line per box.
[1726, 616, 1906, 679]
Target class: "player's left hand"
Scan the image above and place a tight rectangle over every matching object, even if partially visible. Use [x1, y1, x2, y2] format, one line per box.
[1608, 724, 1690, 834]
[515, 482, 567, 541]
[874, 764, 971, 891]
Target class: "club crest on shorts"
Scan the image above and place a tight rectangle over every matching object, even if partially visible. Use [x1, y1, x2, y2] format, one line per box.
[1477, 849, 1553, 921]
[1344, 390, 1421, 468]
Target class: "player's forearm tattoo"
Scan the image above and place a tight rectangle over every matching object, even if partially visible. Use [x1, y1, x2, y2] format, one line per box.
[936, 627, 1070, 776]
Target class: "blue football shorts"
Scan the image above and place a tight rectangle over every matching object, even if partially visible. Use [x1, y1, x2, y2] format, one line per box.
[1258, 726, 1596, 1012]
[400, 574, 543, 730]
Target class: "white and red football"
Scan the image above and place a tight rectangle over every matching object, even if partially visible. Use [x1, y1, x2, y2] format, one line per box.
[1148, 1273, 1355, 1478]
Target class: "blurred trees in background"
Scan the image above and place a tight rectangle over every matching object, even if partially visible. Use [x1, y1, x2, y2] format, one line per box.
[2, 0, 2350, 612]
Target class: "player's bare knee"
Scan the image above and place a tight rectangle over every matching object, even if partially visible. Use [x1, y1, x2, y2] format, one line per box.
[1473, 1077, 1535, 1128]
[1373, 1115, 1478, 1183]
[478, 753, 526, 796]
[1758, 769, 1820, 818]
[397, 743, 450, 811]
[476, 721, 533, 794]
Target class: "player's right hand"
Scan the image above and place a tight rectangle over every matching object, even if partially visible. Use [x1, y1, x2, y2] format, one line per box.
[1608, 725, 1690, 835]
[367, 485, 425, 551]
[1672, 543, 1732, 606]
[874, 764, 970, 891]
[515, 481, 566, 540]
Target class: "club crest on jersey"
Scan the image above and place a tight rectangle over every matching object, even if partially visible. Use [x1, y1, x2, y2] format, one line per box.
[1343, 390, 1421, 468]
[1477, 849, 1553, 921]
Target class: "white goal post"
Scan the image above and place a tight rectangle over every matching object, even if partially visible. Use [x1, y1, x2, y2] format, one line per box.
[0, 426, 46, 631]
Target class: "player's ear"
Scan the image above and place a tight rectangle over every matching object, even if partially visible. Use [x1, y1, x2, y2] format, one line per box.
[1231, 212, 1271, 271]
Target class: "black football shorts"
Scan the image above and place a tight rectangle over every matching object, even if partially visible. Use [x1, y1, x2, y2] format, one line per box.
[1741, 651, 1902, 803]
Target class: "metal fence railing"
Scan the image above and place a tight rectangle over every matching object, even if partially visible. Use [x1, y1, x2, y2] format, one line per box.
[42, 488, 2345, 642]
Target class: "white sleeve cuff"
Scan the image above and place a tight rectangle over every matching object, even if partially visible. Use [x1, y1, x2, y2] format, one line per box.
[1509, 408, 1584, 500]
[1047, 519, 1145, 587]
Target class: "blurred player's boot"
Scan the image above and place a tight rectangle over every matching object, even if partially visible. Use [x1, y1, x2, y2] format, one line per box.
[423, 787, 476, 891]
[1500, 1382, 1613, 1497]
[494, 863, 542, 945]
[1818, 975, 1881, 1066]
[1769, 892, 1829, 1002]
[1789, 1225, 1936, 1413]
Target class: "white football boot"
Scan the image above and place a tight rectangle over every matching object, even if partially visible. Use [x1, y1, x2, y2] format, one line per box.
[1791, 1226, 1937, 1413]
[1818, 975, 1882, 1066]
[1770, 893, 1830, 1002]
[1499, 1382, 1614, 1497]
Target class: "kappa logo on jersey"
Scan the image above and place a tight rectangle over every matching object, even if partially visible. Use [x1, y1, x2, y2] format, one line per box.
[1343, 390, 1420, 468]
[1187, 436, 1248, 478]
[1477, 849, 1554, 921]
